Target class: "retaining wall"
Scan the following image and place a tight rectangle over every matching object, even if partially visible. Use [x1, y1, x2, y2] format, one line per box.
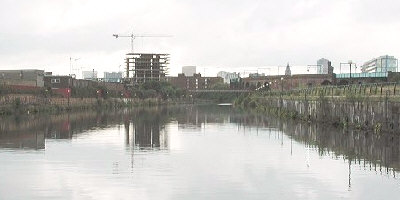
[259, 96, 400, 132]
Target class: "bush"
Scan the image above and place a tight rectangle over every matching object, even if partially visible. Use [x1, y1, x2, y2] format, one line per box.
[129, 81, 184, 100]
[14, 98, 21, 109]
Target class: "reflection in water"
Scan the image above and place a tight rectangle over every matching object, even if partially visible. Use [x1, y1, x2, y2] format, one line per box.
[168, 105, 400, 176]
[0, 106, 400, 199]
[0, 107, 171, 151]
[268, 119, 400, 191]
[0, 115, 46, 150]
[279, 120, 400, 175]
[125, 107, 169, 150]
[1, 105, 399, 177]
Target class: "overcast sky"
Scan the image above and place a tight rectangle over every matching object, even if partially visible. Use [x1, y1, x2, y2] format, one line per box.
[0, 0, 399, 77]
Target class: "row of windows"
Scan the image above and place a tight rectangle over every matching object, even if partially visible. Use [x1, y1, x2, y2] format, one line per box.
[336, 72, 388, 78]
[51, 79, 60, 83]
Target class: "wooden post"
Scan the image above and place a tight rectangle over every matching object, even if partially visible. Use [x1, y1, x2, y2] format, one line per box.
[305, 89, 307, 101]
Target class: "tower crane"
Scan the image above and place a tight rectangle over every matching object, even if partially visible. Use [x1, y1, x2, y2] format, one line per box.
[112, 32, 171, 53]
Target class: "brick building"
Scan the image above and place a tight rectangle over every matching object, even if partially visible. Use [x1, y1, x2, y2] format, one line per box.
[165, 73, 223, 90]
[44, 76, 124, 97]
[241, 74, 335, 90]
[44, 76, 97, 89]
[0, 69, 44, 87]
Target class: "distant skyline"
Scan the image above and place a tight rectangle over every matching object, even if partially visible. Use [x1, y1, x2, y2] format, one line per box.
[0, 0, 399, 77]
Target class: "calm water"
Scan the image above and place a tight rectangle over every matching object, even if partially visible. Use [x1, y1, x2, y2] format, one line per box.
[0, 105, 400, 200]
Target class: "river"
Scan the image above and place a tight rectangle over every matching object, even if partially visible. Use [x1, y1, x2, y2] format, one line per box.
[0, 105, 399, 199]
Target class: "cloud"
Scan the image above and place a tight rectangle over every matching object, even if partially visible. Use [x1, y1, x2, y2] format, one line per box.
[0, 0, 399, 76]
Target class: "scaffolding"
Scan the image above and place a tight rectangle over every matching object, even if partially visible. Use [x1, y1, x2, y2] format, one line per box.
[125, 53, 169, 83]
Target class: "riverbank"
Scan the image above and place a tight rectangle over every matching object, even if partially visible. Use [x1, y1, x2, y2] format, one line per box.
[0, 94, 190, 115]
[235, 93, 400, 133]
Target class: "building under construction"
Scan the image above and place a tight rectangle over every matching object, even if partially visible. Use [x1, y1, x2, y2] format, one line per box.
[125, 53, 169, 84]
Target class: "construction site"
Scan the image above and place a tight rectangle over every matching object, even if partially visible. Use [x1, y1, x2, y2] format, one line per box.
[125, 53, 170, 84]
[112, 32, 171, 85]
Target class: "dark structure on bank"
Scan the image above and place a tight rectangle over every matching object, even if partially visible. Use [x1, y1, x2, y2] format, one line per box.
[0, 70, 44, 88]
[165, 73, 223, 90]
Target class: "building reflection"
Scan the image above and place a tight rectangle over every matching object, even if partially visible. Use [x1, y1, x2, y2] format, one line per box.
[0, 108, 172, 151]
[174, 105, 236, 129]
[0, 115, 47, 150]
[0, 109, 139, 150]
[45, 110, 129, 139]
[124, 107, 169, 150]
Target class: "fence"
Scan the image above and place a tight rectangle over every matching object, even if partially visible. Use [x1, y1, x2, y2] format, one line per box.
[0, 94, 47, 106]
[0, 94, 153, 108]
[0, 94, 115, 107]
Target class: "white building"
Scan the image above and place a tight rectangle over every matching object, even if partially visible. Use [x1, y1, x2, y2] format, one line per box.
[217, 71, 240, 83]
[361, 55, 398, 73]
[182, 66, 196, 77]
[317, 58, 331, 74]
[82, 70, 98, 80]
[104, 72, 123, 82]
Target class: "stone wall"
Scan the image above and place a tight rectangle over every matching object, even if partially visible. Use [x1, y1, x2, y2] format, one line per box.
[259, 96, 400, 132]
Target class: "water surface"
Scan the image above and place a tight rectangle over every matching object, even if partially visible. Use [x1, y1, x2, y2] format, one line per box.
[0, 105, 399, 199]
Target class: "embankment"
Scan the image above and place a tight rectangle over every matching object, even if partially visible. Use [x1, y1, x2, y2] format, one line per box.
[236, 94, 400, 132]
[0, 94, 182, 115]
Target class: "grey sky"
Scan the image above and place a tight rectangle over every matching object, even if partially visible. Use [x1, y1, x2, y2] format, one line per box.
[0, 0, 399, 76]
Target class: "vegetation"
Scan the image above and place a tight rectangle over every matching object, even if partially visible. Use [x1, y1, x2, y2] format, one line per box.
[233, 87, 397, 133]
[129, 81, 186, 100]
[234, 94, 260, 108]
[0, 85, 48, 96]
[193, 82, 240, 103]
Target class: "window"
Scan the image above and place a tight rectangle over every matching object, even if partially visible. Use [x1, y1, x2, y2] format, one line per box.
[51, 79, 60, 83]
